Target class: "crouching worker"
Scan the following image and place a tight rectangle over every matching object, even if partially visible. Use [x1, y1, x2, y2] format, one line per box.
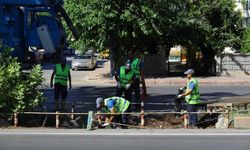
[96, 96, 130, 129]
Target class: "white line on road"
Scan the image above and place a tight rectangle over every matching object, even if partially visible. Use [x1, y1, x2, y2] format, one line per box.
[1, 132, 250, 136]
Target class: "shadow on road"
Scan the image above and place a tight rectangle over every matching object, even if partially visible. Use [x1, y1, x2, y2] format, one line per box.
[43, 85, 250, 113]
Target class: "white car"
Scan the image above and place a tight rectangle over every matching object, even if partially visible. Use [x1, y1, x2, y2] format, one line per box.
[71, 55, 96, 70]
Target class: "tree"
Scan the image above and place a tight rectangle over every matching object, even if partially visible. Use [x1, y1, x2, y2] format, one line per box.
[0, 49, 45, 114]
[188, 0, 244, 74]
[240, 26, 250, 53]
[64, 0, 244, 73]
[66, 1, 167, 50]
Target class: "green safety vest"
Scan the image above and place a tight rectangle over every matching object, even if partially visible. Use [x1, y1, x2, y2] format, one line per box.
[185, 78, 200, 104]
[119, 66, 134, 88]
[54, 64, 70, 86]
[131, 58, 141, 78]
[104, 97, 130, 113]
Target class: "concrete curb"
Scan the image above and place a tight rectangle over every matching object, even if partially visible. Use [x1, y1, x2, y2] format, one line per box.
[1, 128, 250, 134]
[84, 77, 250, 86]
[84, 60, 250, 86]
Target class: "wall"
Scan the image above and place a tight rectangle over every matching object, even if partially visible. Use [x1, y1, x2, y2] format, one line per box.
[144, 50, 167, 76]
[216, 53, 250, 75]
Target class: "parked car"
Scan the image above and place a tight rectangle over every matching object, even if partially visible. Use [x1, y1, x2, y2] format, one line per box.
[99, 49, 110, 59]
[71, 55, 96, 70]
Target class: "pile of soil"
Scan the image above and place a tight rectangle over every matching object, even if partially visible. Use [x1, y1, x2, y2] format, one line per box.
[144, 114, 184, 128]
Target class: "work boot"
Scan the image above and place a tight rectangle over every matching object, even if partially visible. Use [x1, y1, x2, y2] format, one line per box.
[111, 124, 117, 129]
[188, 124, 198, 129]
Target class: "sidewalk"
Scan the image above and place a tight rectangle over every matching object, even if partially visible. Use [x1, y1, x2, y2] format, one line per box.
[85, 60, 250, 86]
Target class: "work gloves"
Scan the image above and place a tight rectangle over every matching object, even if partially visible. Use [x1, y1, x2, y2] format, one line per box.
[177, 94, 184, 98]
[117, 82, 131, 90]
[101, 122, 110, 127]
[125, 83, 131, 90]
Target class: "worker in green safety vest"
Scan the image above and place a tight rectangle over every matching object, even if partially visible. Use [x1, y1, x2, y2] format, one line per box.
[128, 51, 147, 112]
[178, 69, 200, 127]
[114, 61, 135, 110]
[96, 96, 130, 129]
[50, 57, 72, 111]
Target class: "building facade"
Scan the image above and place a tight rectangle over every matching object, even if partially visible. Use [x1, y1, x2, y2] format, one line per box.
[235, 0, 250, 25]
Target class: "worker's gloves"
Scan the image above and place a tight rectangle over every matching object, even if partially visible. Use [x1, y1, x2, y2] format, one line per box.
[101, 122, 110, 127]
[177, 94, 184, 98]
[125, 83, 131, 90]
[117, 82, 122, 88]
[179, 87, 185, 91]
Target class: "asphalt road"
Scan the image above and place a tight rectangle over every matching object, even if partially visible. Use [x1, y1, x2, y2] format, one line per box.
[42, 84, 250, 112]
[1, 130, 250, 150]
[41, 60, 250, 112]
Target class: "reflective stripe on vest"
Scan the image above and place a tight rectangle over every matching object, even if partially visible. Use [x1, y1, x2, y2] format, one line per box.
[185, 78, 200, 104]
[131, 58, 141, 78]
[104, 97, 130, 113]
[54, 64, 70, 86]
[119, 66, 134, 88]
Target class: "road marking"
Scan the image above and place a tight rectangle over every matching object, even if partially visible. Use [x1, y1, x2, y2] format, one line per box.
[1, 132, 250, 136]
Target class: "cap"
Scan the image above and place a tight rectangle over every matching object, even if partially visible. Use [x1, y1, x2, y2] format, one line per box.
[184, 69, 195, 75]
[96, 97, 103, 108]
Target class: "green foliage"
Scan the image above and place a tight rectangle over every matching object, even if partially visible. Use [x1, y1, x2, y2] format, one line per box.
[240, 26, 250, 53]
[64, 0, 244, 67]
[197, 0, 243, 51]
[0, 49, 45, 113]
[64, 0, 162, 53]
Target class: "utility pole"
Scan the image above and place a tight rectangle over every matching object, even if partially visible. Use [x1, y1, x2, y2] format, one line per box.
[110, 48, 114, 79]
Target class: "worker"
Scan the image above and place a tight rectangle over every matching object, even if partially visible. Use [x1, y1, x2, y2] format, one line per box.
[50, 57, 72, 111]
[96, 96, 130, 129]
[178, 69, 200, 128]
[128, 51, 147, 111]
[114, 61, 135, 108]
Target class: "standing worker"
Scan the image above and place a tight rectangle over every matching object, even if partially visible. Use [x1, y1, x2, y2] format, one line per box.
[96, 96, 130, 129]
[178, 69, 200, 128]
[114, 61, 135, 105]
[128, 51, 147, 111]
[50, 57, 72, 111]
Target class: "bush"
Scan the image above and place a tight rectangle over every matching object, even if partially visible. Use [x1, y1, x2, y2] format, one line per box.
[0, 49, 45, 114]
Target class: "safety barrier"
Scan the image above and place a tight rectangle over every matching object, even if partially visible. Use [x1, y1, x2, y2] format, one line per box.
[39, 101, 187, 127]
[11, 99, 233, 129]
[12, 111, 229, 129]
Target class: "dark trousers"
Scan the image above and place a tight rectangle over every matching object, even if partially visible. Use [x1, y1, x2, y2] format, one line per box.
[131, 78, 141, 110]
[54, 83, 67, 110]
[116, 87, 132, 101]
[187, 104, 198, 125]
[132, 78, 140, 101]
[114, 114, 127, 124]
[113, 111, 127, 128]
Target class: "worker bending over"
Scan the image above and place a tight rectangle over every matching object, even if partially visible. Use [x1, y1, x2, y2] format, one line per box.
[96, 96, 130, 129]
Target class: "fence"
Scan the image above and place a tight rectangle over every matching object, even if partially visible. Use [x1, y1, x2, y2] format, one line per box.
[12, 110, 229, 129]
[8, 99, 247, 129]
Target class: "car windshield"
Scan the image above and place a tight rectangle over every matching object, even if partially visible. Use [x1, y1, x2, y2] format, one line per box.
[75, 55, 91, 59]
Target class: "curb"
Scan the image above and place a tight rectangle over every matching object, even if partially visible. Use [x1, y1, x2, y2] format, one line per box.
[85, 77, 250, 86]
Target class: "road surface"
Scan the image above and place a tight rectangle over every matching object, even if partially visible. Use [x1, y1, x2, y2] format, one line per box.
[0, 129, 250, 150]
